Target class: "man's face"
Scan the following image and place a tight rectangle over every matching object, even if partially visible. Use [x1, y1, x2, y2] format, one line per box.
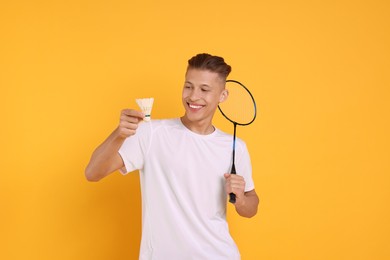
[182, 69, 228, 124]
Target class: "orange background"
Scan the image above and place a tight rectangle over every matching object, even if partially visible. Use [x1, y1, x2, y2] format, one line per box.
[1, 0, 389, 259]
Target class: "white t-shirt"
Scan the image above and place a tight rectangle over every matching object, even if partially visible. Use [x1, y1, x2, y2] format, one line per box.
[119, 118, 254, 260]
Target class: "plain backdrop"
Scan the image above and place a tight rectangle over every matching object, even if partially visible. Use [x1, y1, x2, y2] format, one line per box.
[1, 0, 389, 259]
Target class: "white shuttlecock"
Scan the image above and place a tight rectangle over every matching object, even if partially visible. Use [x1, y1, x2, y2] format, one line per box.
[136, 98, 154, 121]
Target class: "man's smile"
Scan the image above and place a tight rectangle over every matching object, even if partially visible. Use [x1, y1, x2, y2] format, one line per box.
[188, 103, 204, 110]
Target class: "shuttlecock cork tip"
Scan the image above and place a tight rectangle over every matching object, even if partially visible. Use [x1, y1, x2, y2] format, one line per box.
[136, 98, 154, 121]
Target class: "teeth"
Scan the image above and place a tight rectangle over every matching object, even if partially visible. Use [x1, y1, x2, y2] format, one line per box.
[189, 104, 203, 109]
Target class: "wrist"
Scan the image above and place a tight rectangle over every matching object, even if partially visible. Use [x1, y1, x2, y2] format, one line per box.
[234, 194, 246, 208]
[114, 127, 129, 140]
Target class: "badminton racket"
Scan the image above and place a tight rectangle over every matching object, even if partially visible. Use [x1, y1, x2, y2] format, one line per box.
[218, 80, 257, 203]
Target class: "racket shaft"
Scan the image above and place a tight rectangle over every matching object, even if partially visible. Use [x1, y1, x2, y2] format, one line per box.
[229, 124, 237, 203]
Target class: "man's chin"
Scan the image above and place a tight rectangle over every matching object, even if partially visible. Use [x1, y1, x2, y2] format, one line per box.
[182, 113, 200, 122]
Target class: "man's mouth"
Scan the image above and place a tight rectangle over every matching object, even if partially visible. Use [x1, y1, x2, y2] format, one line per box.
[189, 104, 203, 109]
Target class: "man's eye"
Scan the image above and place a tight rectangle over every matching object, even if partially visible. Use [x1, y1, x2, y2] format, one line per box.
[201, 89, 209, 92]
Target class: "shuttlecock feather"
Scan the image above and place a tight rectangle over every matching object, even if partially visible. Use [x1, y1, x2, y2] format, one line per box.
[136, 98, 154, 121]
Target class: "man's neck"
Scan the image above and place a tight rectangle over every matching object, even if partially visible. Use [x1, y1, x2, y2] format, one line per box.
[180, 116, 215, 135]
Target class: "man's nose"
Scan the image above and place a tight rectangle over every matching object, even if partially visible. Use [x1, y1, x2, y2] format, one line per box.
[188, 88, 201, 101]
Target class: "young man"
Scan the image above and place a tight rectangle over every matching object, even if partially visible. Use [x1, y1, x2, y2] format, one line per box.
[85, 53, 259, 259]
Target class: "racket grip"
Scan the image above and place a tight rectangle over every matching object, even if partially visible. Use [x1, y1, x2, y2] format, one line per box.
[229, 193, 236, 203]
[229, 164, 237, 204]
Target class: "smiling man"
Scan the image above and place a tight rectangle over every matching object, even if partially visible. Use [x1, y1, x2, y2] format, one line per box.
[85, 53, 259, 259]
[181, 68, 227, 134]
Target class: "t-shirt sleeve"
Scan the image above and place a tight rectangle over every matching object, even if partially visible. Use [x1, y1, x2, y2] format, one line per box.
[118, 121, 152, 175]
[236, 139, 255, 192]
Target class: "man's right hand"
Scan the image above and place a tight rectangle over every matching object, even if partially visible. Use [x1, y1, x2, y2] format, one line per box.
[85, 109, 145, 181]
[118, 109, 145, 138]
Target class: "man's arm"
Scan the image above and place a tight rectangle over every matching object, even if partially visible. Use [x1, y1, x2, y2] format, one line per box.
[233, 189, 259, 218]
[224, 174, 259, 218]
[84, 109, 144, 182]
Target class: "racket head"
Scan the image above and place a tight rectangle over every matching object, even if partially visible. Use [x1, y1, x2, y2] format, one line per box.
[218, 80, 257, 126]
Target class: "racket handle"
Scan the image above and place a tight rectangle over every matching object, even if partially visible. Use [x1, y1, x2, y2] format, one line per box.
[229, 193, 236, 203]
[229, 164, 237, 204]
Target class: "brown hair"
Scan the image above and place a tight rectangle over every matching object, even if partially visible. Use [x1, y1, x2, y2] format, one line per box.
[187, 53, 232, 80]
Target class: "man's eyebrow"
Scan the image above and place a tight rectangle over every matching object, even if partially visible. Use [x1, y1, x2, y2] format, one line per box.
[184, 81, 212, 88]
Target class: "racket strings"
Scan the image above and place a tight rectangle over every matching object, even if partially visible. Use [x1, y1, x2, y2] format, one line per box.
[218, 81, 256, 125]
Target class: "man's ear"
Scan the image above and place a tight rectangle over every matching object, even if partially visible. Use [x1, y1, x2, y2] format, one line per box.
[219, 89, 229, 103]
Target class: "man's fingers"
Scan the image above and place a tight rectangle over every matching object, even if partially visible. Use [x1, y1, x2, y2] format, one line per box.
[118, 127, 137, 137]
[225, 174, 246, 196]
[117, 109, 145, 138]
[225, 174, 245, 184]
[122, 109, 145, 119]
[120, 114, 142, 124]
[119, 121, 139, 130]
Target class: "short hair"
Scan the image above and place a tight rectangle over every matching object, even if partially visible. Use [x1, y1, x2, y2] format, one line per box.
[187, 53, 232, 80]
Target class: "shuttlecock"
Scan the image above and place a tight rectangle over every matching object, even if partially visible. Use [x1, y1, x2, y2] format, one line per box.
[136, 98, 154, 121]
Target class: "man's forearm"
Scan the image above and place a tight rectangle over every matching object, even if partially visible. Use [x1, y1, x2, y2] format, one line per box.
[85, 128, 126, 181]
[235, 190, 259, 218]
